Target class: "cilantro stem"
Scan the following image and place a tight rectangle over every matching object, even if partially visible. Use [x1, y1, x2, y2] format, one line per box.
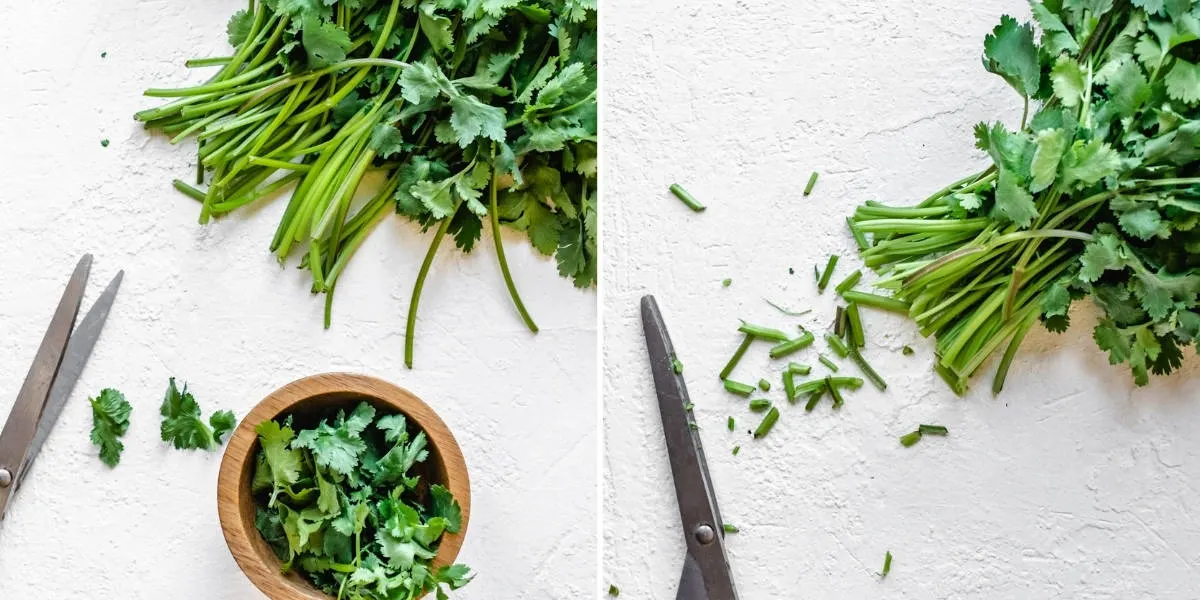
[835, 270, 862, 295]
[723, 379, 755, 397]
[804, 389, 824, 411]
[769, 331, 815, 359]
[847, 346, 886, 390]
[846, 303, 865, 347]
[992, 310, 1037, 394]
[490, 166, 539, 333]
[172, 179, 206, 202]
[918, 424, 948, 436]
[405, 210, 455, 369]
[803, 171, 819, 196]
[738, 323, 790, 342]
[826, 376, 844, 408]
[826, 333, 850, 358]
[841, 291, 910, 314]
[753, 407, 779, 439]
[847, 217, 869, 250]
[749, 399, 771, 412]
[185, 56, 232, 68]
[819, 354, 839, 373]
[817, 255, 838, 292]
[787, 362, 811, 375]
[669, 184, 706, 212]
[720, 335, 754, 380]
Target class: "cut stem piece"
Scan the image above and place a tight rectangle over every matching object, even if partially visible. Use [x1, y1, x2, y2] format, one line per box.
[817, 255, 839, 293]
[720, 335, 754, 380]
[723, 379, 756, 397]
[738, 322, 790, 342]
[669, 183, 706, 212]
[841, 290, 910, 314]
[405, 213, 453, 369]
[769, 331, 815, 359]
[491, 171, 539, 333]
[803, 171, 819, 196]
[846, 303, 866, 347]
[753, 407, 780, 438]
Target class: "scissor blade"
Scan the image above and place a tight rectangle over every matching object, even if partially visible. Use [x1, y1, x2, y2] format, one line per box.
[19, 270, 123, 487]
[0, 255, 92, 519]
[641, 295, 738, 600]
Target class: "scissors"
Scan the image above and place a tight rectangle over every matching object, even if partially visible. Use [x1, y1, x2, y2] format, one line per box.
[641, 295, 739, 600]
[0, 255, 122, 520]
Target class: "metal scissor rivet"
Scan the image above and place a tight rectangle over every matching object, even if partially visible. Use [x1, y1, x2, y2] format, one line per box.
[0, 468, 12, 488]
[694, 523, 715, 545]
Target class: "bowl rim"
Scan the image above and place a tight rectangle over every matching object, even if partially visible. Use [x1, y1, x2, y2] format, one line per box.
[217, 372, 471, 600]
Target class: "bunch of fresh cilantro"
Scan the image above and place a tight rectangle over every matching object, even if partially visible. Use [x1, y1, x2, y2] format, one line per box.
[252, 402, 470, 599]
[850, 0, 1200, 393]
[137, 0, 597, 367]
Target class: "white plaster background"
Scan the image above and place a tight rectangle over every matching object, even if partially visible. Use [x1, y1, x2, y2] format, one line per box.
[0, 1, 597, 598]
[602, 1, 1200, 599]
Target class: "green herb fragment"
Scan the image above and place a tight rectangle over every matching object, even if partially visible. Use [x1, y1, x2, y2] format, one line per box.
[819, 354, 839, 373]
[738, 322, 790, 342]
[769, 331, 815, 359]
[722, 278, 733, 287]
[609, 585, 620, 597]
[764, 298, 811, 316]
[796, 376, 863, 396]
[670, 184, 706, 212]
[813, 264, 821, 283]
[100, 51, 107, 58]
[847, 217, 869, 250]
[720, 335, 755, 380]
[671, 355, 684, 374]
[728, 417, 735, 431]
[834, 306, 846, 337]
[803, 171, 819, 196]
[846, 302, 866, 347]
[100, 139, 110, 147]
[826, 333, 850, 358]
[787, 362, 812, 375]
[749, 399, 772, 412]
[900, 431, 922, 447]
[160, 378, 237, 451]
[723, 379, 756, 397]
[804, 389, 824, 412]
[758, 378, 771, 392]
[902, 345, 915, 356]
[783, 371, 797, 403]
[835, 270, 862, 295]
[848, 347, 887, 391]
[683, 403, 694, 411]
[840, 291, 910, 314]
[881, 551, 892, 578]
[89, 389, 131, 467]
[732, 445, 741, 455]
[252, 401, 471, 597]
[918, 424, 949, 436]
[753, 407, 780, 439]
[826, 376, 845, 409]
[817, 255, 839, 293]
[723, 523, 740, 534]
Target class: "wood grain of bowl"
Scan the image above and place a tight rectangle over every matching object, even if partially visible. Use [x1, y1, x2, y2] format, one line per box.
[217, 373, 470, 600]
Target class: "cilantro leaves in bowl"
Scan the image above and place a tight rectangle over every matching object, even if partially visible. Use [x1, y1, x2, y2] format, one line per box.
[218, 374, 471, 600]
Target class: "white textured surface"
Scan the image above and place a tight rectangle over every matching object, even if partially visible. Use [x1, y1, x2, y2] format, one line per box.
[0, 1, 596, 598]
[603, 1, 1200, 599]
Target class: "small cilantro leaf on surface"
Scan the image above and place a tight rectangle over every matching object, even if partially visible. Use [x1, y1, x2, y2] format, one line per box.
[159, 378, 236, 451]
[210, 410, 238, 444]
[90, 389, 132, 468]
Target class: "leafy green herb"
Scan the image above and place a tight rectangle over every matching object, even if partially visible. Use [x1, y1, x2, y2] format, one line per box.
[918, 424, 949, 436]
[722, 278, 733, 287]
[609, 584, 620, 597]
[252, 401, 471, 597]
[160, 378, 238, 451]
[757, 378, 771, 392]
[851, 3, 1200, 391]
[723, 523, 740, 534]
[100, 139, 110, 147]
[881, 551, 892, 578]
[100, 51, 107, 58]
[671, 355, 684, 374]
[835, 270, 862, 295]
[902, 345, 915, 356]
[899, 431, 923, 447]
[137, 0, 599, 368]
[723, 379, 756, 397]
[753, 407, 779, 438]
[768, 331, 815, 359]
[803, 171, 819, 196]
[749, 399, 771, 412]
[818, 354, 839, 373]
[89, 389, 131, 467]
[670, 183, 706, 212]
[817, 255, 839, 292]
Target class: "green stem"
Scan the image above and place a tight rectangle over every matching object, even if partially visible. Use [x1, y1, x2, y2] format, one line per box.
[406, 211, 457, 369]
[490, 166, 539, 332]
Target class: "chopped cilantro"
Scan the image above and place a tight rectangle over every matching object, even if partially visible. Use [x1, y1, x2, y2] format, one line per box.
[669, 183, 706, 212]
[753, 407, 779, 439]
[89, 389, 131, 467]
[160, 378, 237, 451]
[723, 523, 740, 534]
[881, 551, 892, 578]
[803, 171, 819, 196]
[609, 585, 620, 597]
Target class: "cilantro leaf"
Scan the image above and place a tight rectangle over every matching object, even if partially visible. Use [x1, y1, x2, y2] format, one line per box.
[1032, 3, 1080, 55]
[210, 410, 238, 444]
[227, 10, 254, 47]
[160, 378, 230, 451]
[983, 16, 1041, 98]
[1043, 279, 1072, 318]
[1165, 59, 1200, 105]
[1060, 139, 1122, 189]
[448, 94, 507, 147]
[90, 389, 132, 468]
[1094, 319, 1132, 365]
[430, 484, 463, 533]
[301, 16, 351, 69]
[1030, 128, 1068, 193]
[256, 419, 304, 507]
[1118, 206, 1167, 240]
[992, 168, 1039, 227]
[369, 124, 405, 159]
[1051, 54, 1087, 107]
[1079, 232, 1125, 282]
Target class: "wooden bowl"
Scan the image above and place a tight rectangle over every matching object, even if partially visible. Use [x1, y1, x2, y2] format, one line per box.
[217, 373, 471, 599]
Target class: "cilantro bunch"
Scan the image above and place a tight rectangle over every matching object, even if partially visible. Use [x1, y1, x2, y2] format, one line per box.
[137, 0, 597, 367]
[850, 0, 1200, 393]
[252, 402, 470, 599]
